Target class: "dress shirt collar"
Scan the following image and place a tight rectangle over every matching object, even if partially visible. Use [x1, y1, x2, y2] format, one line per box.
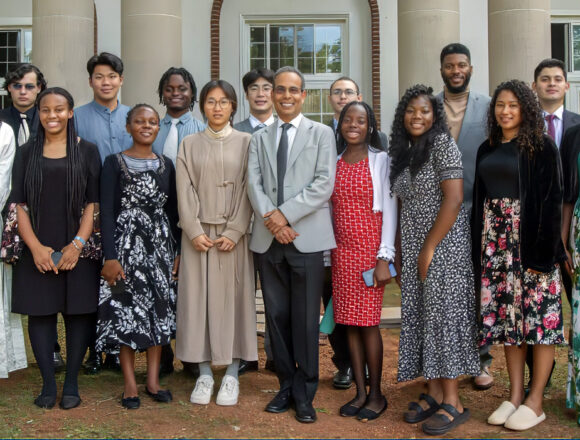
[89, 99, 121, 114]
[277, 113, 303, 130]
[11, 104, 36, 120]
[543, 105, 564, 120]
[249, 113, 275, 128]
[333, 118, 338, 131]
[162, 111, 193, 125]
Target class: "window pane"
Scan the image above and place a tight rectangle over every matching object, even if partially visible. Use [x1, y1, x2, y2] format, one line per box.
[0, 33, 6, 47]
[281, 58, 294, 68]
[298, 57, 313, 74]
[250, 59, 266, 70]
[305, 114, 322, 123]
[251, 43, 265, 59]
[251, 26, 265, 43]
[574, 25, 580, 71]
[7, 31, 17, 47]
[297, 25, 314, 73]
[270, 59, 280, 71]
[322, 89, 333, 113]
[303, 89, 321, 115]
[23, 30, 32, 63]
[8, 48, 16, 62]
[322, 113, 334, 125]
[315, 25, 342, 73]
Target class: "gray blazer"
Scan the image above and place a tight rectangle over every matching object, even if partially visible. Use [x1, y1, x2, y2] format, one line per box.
[234, 118, 253, 134]
[437, 90, 490, 213]
[247, 116, 337, 253]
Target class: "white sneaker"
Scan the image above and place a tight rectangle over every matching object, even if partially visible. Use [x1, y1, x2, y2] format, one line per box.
[216, 375, 239, 406]
[190, 375, 214, 405]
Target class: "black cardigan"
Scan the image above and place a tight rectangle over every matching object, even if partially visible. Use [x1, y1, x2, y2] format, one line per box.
[471, 135, 565, 280]
[560, 123, 580, 205]
[100, 153, 180, 261]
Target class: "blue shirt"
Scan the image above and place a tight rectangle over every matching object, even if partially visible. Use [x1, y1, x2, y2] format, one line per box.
[74, 100, 133, 163]
[152, 112, 206, 158]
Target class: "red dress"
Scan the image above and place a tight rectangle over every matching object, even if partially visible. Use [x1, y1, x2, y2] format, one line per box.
[331, 157, 383, 326]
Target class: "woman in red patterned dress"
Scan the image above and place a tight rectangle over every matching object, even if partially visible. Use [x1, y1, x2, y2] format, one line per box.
[331, 101, 397, 421]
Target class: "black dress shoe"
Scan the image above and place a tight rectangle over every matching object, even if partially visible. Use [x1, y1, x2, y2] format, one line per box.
[84, 349, 102, 375]
[265, 390, 292, 413]
[59, 395, 81, 410]
[333, 367, 353, 389]
[238, 360, 258, 375]
[145, 388, 172, 403]
[265, 359, 276, 373]
[53, 352, 65, 373]
[121, 394, 140, 409]
[102, 353, 121, 371]
[295, 402, 317, 423]
[34, 394, 56, 409]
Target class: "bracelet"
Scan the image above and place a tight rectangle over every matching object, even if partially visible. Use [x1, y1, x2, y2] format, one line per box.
[71, 240, 81, 251]
[74, 235, 86, 246]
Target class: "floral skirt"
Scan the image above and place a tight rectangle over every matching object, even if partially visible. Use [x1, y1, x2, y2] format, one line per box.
[479, 198, 565, 346]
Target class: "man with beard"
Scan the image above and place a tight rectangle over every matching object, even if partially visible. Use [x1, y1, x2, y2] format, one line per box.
[436, 43, 493, 390]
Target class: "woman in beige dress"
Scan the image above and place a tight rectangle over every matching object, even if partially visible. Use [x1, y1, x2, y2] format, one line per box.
[175, 80, 256, 407]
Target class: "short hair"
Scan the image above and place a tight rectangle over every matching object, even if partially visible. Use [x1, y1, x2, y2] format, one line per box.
[533, 58, 567, 82]
[274, 66, 306, 90]
[440, 43, 471, 64]
[242, 68, 275, 93]
[157, 67, 198, 110]
[329, 76, 360, 95]
[4, 64, 47, 92]
[198, 80, 238, 125]
[126, 103, 160, 125]
[86, 52, 124, 76]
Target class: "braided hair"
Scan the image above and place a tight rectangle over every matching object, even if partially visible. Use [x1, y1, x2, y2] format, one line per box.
[24, 87, 85, 234]
[388, 84, 449, 189]
[335, 101, 383, 155]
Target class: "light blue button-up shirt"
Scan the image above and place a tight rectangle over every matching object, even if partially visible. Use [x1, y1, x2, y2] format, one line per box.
[74, 100, 133, 163]
[152, 112, 206, 161]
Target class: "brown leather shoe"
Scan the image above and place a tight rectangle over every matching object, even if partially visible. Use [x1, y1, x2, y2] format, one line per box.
[473, 366, 494, 390]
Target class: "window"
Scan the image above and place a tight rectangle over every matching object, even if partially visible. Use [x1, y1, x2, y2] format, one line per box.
[574, 24, 580, 71]
[244, 17, 347, 123]
[551, 22, 580, 72]
[0, 28, 32, 108]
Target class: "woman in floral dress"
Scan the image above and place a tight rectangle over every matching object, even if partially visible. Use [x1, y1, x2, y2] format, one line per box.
[472, 80, 566, 430]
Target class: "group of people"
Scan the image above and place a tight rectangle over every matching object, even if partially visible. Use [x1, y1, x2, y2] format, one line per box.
[0, 41, 578, 436]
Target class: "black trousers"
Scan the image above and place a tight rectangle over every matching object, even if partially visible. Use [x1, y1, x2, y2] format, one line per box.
[321, 266, 351, 371]
[257, 241, 324, 405]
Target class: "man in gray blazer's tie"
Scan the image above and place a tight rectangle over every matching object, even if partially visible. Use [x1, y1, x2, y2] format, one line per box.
[247, 66, 336, 423]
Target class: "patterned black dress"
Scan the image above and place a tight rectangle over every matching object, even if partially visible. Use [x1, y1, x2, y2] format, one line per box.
[96, 153, 178, 353]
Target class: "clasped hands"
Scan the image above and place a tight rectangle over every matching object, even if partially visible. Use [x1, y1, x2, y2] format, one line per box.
[31, 242, 81, 274]
[264, 209, 299, 244]
[191, 234, 235, 252]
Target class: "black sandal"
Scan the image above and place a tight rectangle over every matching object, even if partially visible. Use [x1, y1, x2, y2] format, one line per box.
[422, 403, 470, 436]
[404, 393, 440, 423]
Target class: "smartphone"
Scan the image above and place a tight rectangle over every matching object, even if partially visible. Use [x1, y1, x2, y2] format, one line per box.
[109, 278, 126, 295]
[51, 251, 63, 266]
[362, 263, 397, 287]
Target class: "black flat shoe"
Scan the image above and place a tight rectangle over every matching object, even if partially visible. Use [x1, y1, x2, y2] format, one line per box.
[357, 396, 388, 422]
[333, 367, 353, 389]
[340, 398, 363, 417]
[238, 360, 259, 375]
[34, 394, 56, 409]
[145, 388, 172, 403]
[59, 395, 81, 410]
[121, 394, 140, 409]
[84, 350, 102, 375]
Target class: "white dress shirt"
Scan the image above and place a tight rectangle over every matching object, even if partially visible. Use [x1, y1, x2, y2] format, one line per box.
[249, 113, 275, 130]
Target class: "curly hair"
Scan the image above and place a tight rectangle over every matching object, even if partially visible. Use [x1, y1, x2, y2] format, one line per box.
[388, 84, 449, 188]
[487, 79, 544, 156]
[335, 101, 383, 155]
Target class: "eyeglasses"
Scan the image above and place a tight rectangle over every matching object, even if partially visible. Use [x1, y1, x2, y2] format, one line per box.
[331, 88, 357, 97]
[10, 83, 38, 91]
[274, 86, 303, 95]
[205, 98, 231, 108]
[248, 84, 273, 93]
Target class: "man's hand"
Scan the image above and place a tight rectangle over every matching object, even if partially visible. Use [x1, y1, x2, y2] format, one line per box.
[264, 209, 288, 235]
[274, 226, 299, 244]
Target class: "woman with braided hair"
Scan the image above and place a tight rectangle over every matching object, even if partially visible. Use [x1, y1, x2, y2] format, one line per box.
[10, 87, 101, 409]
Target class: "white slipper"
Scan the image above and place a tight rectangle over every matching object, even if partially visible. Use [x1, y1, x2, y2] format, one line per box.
[504, 404, 546, 430]
[487, 401, 517, 425]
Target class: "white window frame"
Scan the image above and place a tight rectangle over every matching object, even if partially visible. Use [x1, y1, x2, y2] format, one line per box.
[0, 27, 32, 108]
[550, 15, 580, 113]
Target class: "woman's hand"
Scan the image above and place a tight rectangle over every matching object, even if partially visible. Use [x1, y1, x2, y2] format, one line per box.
[57, 242, 81, 271]
[172, 255, 180, 281]
[192, 234, 214, 252]
[101, 259, 125, 286]
[373, 259, 392, 287]
[215, 236, 235, 252]
[526, 268, 542, 275]
[31, 244, 58, 274]
[418, 244, 435, 282]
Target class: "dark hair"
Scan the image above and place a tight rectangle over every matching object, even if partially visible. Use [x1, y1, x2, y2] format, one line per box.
[126, 103, 160, 125]
[488, 79, 544, 156]
[86, 52, 124, 76]
[242, 68, 275, 93]
[157, 67, 198, 110]
[336, 101, 382, 155]
[25, 87, 84, 234]
[440, 43, 471, 64]
[533, 58, 567, 82]
[330, 76, 360, 95]
[389, 84, 449, 188]
[274, 66, 306, 90]
[4, 63, 47, 91]
[198, 80, 238, 125]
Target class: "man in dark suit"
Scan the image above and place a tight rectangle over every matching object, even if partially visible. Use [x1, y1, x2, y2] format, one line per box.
[248, 67, 336, 423]
[234, 68, 276, 375]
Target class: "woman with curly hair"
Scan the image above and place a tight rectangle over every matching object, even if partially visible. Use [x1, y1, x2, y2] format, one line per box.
[472, 79, 566, 430]
[390, 85, 479, 435]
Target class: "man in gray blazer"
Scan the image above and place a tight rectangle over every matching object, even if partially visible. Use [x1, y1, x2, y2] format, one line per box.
[248, 66, 336, 423]
[436, 43, 492, 389]
[235, 68, 276, 134]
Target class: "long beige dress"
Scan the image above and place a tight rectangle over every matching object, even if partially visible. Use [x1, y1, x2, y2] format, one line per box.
[175, 125, 257, 365]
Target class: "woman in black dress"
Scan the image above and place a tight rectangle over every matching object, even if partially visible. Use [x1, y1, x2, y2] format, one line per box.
[96, 104, 179, 409]
[11, 87, 101, 409]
